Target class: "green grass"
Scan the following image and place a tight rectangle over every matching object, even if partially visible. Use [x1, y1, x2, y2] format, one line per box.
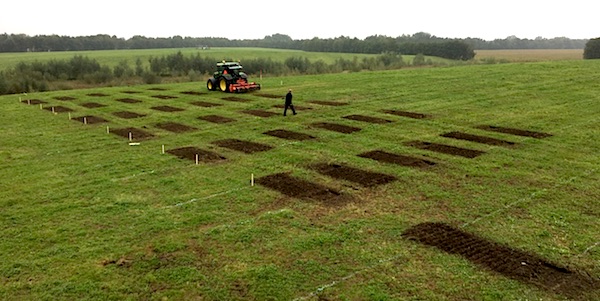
[1, 60, 599, 300]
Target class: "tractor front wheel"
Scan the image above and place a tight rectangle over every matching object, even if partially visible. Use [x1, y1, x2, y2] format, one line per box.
[207, 78, 217, 91]
[219, 78, 230, 92]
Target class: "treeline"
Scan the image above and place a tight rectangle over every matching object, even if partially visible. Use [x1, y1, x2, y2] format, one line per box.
[0, 51, 422, 95]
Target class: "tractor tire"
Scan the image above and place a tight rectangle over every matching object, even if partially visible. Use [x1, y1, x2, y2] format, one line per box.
[219, 77, 230, 92]
[207, 78, 217, 91]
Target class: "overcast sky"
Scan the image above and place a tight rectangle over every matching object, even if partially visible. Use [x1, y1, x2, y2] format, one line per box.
[1, 0, 597, 41]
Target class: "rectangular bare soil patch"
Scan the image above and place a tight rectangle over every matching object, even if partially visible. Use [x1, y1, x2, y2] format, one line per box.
[402, 222, 600, 300]
[87, 93, 109, 97]
[308, 100, 349, 106]
[112, 111, 146, 119]
[80, 102, 107, 108]
[476, 125, 552, 138]
[241, 109, 279, 118]
[263, 129, 315, 141]
[343, 114, 392, 124]
[166, 147, 225, 163]
[21, 99, 47, 105]
[273, 104, 312, 110]
[312, 163, 396, 187]
[44, 106, 74, 113]
[116, 98, 142, 104]
[382, 109, 429, 119]
[110, 127, 154, 140]
[198, 115, 236, 124]
[311, 122, 361, 134]
[190, 101, 223, 107]
[152, 95, 178, 100]
[212, 139, 273, 154]
[180, 91, 206, 95]
[53, 96, 76, 101]
[358, 150, 436, 168]
[406, 141, 485, 158]
[441, 131, 515, 147]
[256, 173, 352, 205]
[155, 122, 197, 133]
[255, 93, 282, 99]
[151, 106, 184, 112]
[72, 115, 109, 124]
[222, 96, 251, 102]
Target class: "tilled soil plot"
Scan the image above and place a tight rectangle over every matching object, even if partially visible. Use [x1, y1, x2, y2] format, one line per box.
[148, 87, 167, 91]
[166, 147, 225, 163]
[273, 104, 312, 111]
[256, 172, 352, 205]
[116, 98, 142, 104]
[308, 100, 349, 106]
[263, 129, 316, 141]
[152, 95, 178, 99]
[212, 139, 273, 154]
[382, 109, 429, 119]
[180, 91, 206, 95]
[402, 222, 600, 300]
[53, 96, 76, 101]
[151, 106, 184, 112]
[241, 109, 279, 118]
[222, 96, 251, 102]
[406, 141, 485, 158]
[121, 90, 141, 94]
[80, 102, 107, 108]
[358, 150, 436, 168]
[441, 131, 515, 147]
[190, 101, 223, 107]
[311, 122, 362, 134]
[44, 106, 74, 113]
[110, 127, 154, 140]
[343, 114, 392, 124]
[198, 115, 236, 124]
[312, 163, 396, 188]
[255, 93, 282, 99]
[87, 93, 108, 97]
[112, 111, 146, 119]
[72, 115, 109, 124]
[21, 99, 47, 105]
[155, 122, 197, 133]
[476, 125, 552, 138]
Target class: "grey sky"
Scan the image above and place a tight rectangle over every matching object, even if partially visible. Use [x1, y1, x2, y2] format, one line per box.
[1, 0, 596, 41]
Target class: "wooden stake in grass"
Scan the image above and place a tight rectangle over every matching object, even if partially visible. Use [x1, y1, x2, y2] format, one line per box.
[195, 154, 199, 165]
[161, 144, 165, 154]
[28, 99, 31, 105]
[251, 173, 255, 186]
[68, 112, 71, 120]
[128, 132, 132, 141]
[51, 106, 55, 114]
[83, 117, 87, 124]
[106, 126, 110, 134]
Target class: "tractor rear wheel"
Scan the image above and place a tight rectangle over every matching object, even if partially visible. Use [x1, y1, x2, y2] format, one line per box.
[219, 78, 230, 92]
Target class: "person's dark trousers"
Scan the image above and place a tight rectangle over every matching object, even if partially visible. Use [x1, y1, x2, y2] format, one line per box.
[284, 104, 296, 116]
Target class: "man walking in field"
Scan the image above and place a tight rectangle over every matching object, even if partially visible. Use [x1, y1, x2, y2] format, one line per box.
[283, 89, 297, 116]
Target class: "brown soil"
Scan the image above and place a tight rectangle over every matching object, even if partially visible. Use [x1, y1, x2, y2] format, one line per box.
[148, 87, 167, 91]
[241, 109, 279, 118]
[152, 95, 178, 100]
[110, 127, 154, 140]
[256, 172, 352, 205]
[402, 222, 600, 300]
[308, 100, 349, 106]
[255, 93, 282, 99]
[311, 122, 361, 134]
[312, 163, 396, 187]
[263, 129, 315, 141]
[180, 91, 206, 95]
[87, 93, 108, 97]
[121, 90, 140, 94]
[72, 115, 109, 124]
[44, 106, 74, 113]
[441, 131, 515, 147]
[382, 109, 429, 119]
[155, 122, 197, 133]
[476, 125, 552, 138]
[343, 114, 392, 124]
[358, 150, 436, 168]
[21, 99, 47, 105]
[53, 96, 76, 101]
[113, 111, 146, 119]
[198, 115, 236, 124]
[116, 98, 142, 104]
[212, 139, 273, 154]
[273, 104, 312, 110]
[222, 96, 251, 102]
[190, 101, 223, 107]
[80, 102, 106, 108]
[406, 141, 485, 158]
[151, 106, 184, 112]
[166, 147, 225, 163]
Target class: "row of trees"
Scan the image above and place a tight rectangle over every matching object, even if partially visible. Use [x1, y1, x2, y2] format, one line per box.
[1, 32, 589, 57]
[0, 51, 423, 95]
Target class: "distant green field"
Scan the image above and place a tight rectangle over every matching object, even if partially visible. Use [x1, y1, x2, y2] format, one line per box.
[1, 60, 599, 300]
[0, 47, 450, 71]
[475, 49, 584, 62]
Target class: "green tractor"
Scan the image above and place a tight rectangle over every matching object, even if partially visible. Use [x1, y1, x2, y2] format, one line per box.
[206, 61, 261, 93]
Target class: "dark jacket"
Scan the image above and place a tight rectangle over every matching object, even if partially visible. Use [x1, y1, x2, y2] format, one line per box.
[285, 92, 293, 105]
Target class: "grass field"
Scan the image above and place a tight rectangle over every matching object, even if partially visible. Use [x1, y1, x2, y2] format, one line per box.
[475, 49, 584, 62]
[1, 60, 599, 300]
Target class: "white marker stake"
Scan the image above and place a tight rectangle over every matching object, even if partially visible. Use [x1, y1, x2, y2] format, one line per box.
[68, 112, 71, 120]
[83, 117, 87, 124]
[161, 144, 165, 154]
[28, 99, 31, 105]
[195, 154, 199, 165]
[251, 173, 254, 186]
[19, 97, 21, 103]
[128, 132, 132, 141]
[106, 126, 110, 134]
[51, 107, 55, 114]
